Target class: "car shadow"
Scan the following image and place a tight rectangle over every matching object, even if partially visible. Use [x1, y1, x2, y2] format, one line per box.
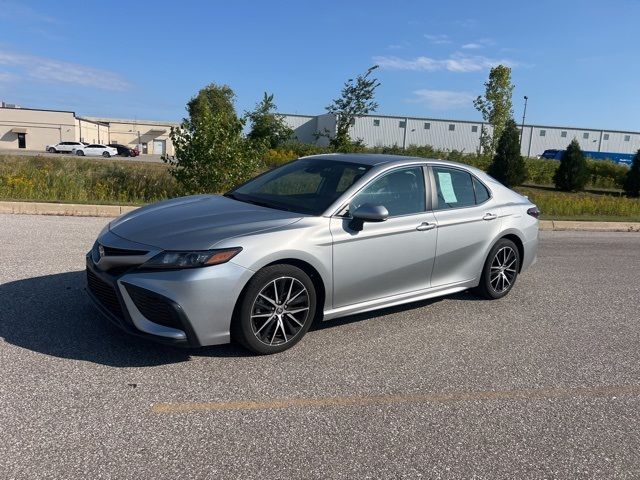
[310, 288, 481, 331]
[0, 270, 248, 367]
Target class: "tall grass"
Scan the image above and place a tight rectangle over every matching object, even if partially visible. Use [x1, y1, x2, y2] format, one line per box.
[517, 186, 640, 218]
[0, 155, 183, 205]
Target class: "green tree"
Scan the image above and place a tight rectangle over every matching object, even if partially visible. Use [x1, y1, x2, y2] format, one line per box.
[165, 85, 262, 193]
[324, 65, 381, 151]
[186, 83, 236, 123]
[246, 92, 293, 149]
[473, 65, 514, 156]
[623, 150, 640, 197]
[554, 139, 589, 191]
[488, 119, 527, 187]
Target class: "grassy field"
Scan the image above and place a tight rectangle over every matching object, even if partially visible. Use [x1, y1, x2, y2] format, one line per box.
[516, 186, 640, 222]
[1, 153, 639, 222]
[0, 154, 182, 205]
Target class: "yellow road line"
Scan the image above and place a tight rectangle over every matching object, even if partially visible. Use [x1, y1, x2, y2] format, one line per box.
[152, 384, 640, 414]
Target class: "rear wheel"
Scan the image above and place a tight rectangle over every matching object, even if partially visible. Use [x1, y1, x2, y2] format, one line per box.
[232, 265, 316, 354]
[475, 238, 520, 299]
[102, 151, 110, 158]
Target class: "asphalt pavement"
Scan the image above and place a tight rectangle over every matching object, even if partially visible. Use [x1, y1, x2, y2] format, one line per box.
[1, 213, 639, 479]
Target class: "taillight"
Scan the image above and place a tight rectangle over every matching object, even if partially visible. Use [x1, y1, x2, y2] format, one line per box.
[527, 206, 540, 219]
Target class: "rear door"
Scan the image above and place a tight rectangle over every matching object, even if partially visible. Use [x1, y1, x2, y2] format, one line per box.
[429, 165, 502, 287]
[85, 144, 101, 155]
[330, 166, 438, 308]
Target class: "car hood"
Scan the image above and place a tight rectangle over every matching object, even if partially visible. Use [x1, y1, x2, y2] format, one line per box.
[109, 195, 303, 250]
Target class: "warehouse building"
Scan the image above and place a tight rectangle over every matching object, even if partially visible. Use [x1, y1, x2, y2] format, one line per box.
[0, 104, 178, 155]
[282, 113, 640, 157]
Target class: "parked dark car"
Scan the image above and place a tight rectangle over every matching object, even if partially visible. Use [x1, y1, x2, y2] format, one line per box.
[108, 143, 139, 157]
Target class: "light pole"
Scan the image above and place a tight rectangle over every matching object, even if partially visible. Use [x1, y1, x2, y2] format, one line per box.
[519, 95, 528, 148]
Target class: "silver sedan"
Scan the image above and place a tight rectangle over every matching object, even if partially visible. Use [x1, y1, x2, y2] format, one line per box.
[86, 154, 539, 354]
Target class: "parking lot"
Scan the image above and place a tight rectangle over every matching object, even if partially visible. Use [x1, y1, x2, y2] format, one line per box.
[1, 148, 164, 163]
[1, 213, 639, 479]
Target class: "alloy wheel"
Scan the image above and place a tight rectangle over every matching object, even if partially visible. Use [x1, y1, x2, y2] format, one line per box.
[489, 246, 517, 294]
[250, 276, 310, 346]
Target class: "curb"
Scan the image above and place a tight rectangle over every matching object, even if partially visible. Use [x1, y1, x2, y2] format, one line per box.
[539, 219, 640, 232]
[1, 201, 639, 232]
[0, 201, 138, 217]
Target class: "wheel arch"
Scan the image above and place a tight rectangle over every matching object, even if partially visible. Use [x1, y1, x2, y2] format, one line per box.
[231, 258, 327, 326]
[497, 231, 525, 272]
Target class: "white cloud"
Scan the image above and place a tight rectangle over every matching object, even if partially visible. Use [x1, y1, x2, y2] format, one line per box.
[424, 34, 452, 45]
[0, 49, 130, 91]
[461, 43, 482, 50]
[0, 71, 17, 82]
[374, 53, 517, 73]
[411, 89, 475, 110]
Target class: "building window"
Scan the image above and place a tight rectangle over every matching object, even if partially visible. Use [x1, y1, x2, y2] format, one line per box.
[424, 122, 430, 130]
[373, 119, 380, 127]
[448, 124, 455, 131]
[583, 132, 589, 139]
[471, 125, 478, 133]
[399, 121, 406, 128]
[624, 135, 631, 142]
[540, 130, 546, 137]
[603, 133, 610, 140]
[349, 118, 356, 126]
[561, 131, 567, 138]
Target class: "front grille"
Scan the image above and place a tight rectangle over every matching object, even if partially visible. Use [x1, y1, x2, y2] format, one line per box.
[102, 245, 148, 257]
[125, 284, 183, 330]
[87, 269, 124, 319]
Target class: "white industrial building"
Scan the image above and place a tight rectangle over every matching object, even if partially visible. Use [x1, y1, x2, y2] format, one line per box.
[282, 113, 640, 157]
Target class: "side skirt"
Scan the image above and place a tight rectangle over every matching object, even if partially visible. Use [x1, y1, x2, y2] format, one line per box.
[322, 279, 478, 321]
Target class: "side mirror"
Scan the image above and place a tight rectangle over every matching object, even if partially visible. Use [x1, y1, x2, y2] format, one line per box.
[349, 203, 389, 231]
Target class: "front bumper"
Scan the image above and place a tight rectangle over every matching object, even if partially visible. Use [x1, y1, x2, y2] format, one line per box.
[86, 253, 254, 347]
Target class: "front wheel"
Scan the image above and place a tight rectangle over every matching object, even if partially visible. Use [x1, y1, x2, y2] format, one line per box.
[47, 147, 57, 153]
[102, 151, 110, 158]
[232, 265, 316, 354]
[474, 238, 520, 299]
[76, 150, 84, 156]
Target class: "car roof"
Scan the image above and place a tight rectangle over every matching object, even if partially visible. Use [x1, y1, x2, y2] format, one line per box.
[301, 153, 483, 172]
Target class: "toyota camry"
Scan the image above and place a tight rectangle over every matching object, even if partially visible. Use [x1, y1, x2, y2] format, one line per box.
[86, 154, 539, 354]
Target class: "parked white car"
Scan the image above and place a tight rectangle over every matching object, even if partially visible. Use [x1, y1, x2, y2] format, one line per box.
[46, 141, 86, 154]
[74, 144, 119, 158]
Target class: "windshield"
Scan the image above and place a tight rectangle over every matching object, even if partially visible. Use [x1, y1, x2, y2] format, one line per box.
[226, 158, 371, 215]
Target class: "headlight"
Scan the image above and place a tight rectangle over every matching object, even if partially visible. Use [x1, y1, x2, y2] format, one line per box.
[143, 247, 242, 269]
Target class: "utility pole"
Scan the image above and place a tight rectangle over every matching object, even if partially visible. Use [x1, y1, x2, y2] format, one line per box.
[519, 96, 528, 149]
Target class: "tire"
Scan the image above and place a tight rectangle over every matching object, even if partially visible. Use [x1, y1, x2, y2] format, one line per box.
[76, 150, 84, 156]
[48, 147, 57, 154]
[474, 238, 520, 300]
[102, 151, 110, 158]
[231, 264, 317, 354]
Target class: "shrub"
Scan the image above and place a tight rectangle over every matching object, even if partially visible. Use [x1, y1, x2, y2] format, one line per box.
[524, 158, 558, 185]
[623, 150, 640, 197]
[263, 149, 298, 169]
[554, 139, 589, 191]
[586, 159, 627, 189]
[487, 119, 526, 187]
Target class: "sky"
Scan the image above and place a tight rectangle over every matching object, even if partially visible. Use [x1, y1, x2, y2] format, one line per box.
[1, 0, 639, 131]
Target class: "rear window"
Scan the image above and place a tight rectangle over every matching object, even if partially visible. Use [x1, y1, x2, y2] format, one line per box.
[433, 166, 490, 210]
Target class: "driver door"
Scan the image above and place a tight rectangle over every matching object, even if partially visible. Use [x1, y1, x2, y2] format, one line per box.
[330, 166, 438, 308]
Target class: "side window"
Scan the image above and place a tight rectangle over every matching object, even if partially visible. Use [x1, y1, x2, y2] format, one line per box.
[433, 167, 476, 209]
[473, 177, 490, 204]
[350, 167, 426, 217]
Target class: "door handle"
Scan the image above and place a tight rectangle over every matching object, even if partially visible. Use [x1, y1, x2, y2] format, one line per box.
[416, 222, 436, 231]
[483, 213, 498, 221]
